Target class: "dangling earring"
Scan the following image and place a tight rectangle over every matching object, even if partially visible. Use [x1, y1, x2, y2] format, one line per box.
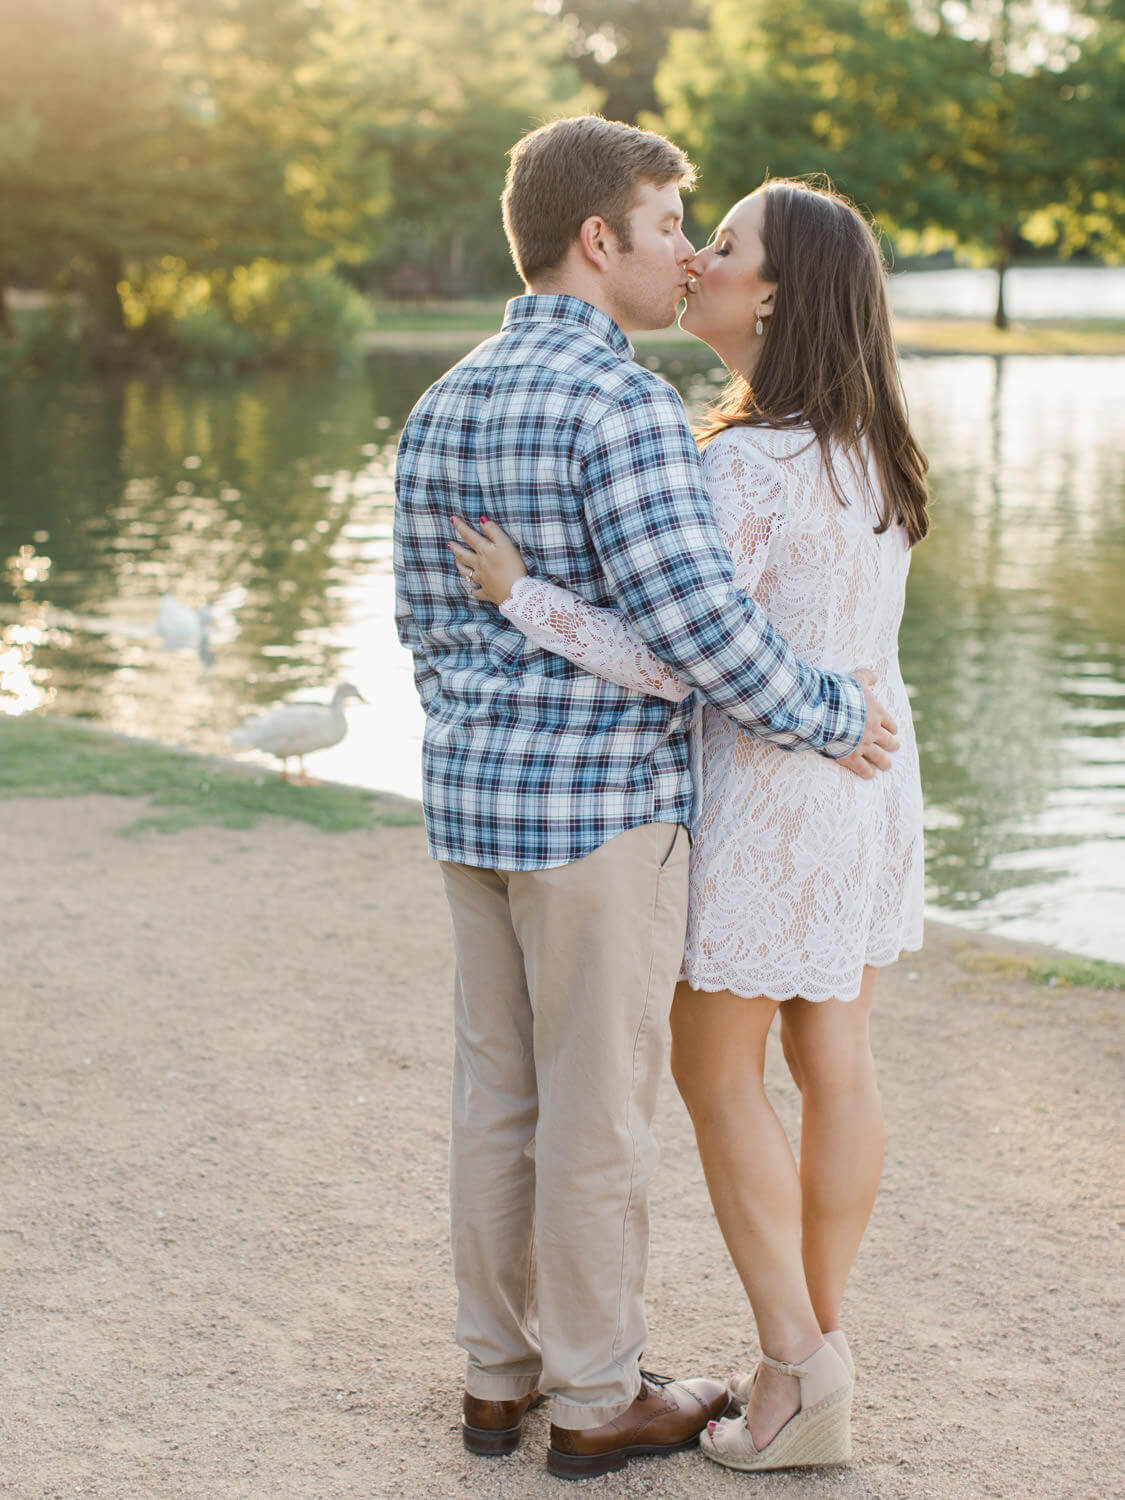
[755, 315, 764, 336]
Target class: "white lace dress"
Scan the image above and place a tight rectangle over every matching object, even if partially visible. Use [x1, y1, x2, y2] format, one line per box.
[500, 424, 924, 1003]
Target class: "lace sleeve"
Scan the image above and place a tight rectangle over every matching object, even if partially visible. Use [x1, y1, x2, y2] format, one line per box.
[500, 577, 692, 703]
[702, 433, 790, 595]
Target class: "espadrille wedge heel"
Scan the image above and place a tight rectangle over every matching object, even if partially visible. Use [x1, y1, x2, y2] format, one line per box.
[703, 1341, 852, 1471]
[727, 1328, 855, 1408]
[825, 1329, 855, 1380]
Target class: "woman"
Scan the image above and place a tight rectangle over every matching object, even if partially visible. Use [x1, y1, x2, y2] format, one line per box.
[448, 178, 927, 1472]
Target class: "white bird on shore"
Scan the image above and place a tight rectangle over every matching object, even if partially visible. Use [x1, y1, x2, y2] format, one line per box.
[157, 593, 213, 653]
[229, 683, 366, 783]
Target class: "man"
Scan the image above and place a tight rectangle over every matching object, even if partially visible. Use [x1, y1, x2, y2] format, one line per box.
[393, 115, 897, 1481]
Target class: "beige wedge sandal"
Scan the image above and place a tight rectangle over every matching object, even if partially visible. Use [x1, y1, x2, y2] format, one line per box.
[727, 1328, 854, 1408]
[703, 1340, 853, 1471]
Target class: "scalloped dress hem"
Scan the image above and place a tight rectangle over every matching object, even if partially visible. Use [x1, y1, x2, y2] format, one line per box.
[678, 937, 925, 1004]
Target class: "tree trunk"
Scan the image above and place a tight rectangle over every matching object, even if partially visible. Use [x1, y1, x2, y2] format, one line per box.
[993, 230, 1015, 331]
[0, 265, 11, 340]
[445, 227, 466, 298]
[88, 250, 127, 340]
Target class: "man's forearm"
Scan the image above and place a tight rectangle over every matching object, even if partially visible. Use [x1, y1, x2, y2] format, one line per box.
[676, 628, 867, 757]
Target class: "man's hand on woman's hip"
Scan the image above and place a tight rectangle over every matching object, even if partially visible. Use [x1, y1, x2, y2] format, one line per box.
[836, 669, 899, 780]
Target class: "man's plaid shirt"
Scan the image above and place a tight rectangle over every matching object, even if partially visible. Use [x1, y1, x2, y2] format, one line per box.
[393, 295, 866, 870]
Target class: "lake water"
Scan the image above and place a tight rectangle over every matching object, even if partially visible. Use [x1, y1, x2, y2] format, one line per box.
[888, 264, 1125, 320]
[2, 336, 1123, 962]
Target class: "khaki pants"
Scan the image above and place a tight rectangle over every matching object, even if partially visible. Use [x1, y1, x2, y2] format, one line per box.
[439, 822, 690, 1430]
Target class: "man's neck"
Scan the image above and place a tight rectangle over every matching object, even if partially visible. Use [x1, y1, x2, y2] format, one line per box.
[525, 279, 629, 333]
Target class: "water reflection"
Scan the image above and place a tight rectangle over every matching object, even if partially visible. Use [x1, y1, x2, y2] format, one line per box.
[889, 265, 1125, 320]
[0, 350, 1122, 961]
[0, 370, 401, 746]
[1, 543, 58, 713]
[899, 356, 1125, 957]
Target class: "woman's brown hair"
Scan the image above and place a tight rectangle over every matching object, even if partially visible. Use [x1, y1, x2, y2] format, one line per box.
[696, 178, 930, 545]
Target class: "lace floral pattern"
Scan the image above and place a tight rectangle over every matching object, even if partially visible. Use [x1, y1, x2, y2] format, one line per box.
[502, 576, 691, 703]
[501, 425, 924, 1002]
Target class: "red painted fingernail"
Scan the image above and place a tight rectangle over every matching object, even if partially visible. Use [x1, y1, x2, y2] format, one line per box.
[479, 514, 490, 526]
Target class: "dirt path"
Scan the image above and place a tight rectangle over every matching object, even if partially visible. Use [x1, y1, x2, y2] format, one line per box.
[2, 795, 1121, 1499]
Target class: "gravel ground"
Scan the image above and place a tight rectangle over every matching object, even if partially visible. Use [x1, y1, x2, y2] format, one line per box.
[2, 794, 1121, 1499]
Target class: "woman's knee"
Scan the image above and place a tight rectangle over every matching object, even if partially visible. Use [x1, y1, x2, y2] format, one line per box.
[782, 998, 876, 1096]
[668, 1032, 701, 1104]
[670, 999, 771, 1122]
[669, 1033, 739, 1115]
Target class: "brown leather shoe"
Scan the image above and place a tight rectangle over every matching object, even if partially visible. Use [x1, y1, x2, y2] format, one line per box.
[547, 1370, 731, 1479]
[462, 1389, 546, 1455]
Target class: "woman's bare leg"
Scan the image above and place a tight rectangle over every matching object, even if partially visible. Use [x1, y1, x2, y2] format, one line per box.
[779, 966, 885, 1332]
[670, 982, 823, 1447]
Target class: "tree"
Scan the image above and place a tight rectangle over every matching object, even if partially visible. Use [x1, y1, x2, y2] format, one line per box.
[911, 0, 1125, 325]
[0, 0, 195, 337]
[345, 0, 592, 295]
[654, 0, 1125, 326]
[1013, 2, 1125, 290]
[539, 0, 704, 124]
[654, 2, 985, 239]
[0, 0, 388, 345]
[0, 0, 593, 331]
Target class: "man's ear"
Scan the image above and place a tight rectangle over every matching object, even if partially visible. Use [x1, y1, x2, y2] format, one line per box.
[577, 215, 614, 272]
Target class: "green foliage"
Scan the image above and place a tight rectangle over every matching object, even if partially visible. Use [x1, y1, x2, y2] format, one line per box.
[1017, 3, 1125, 263]
[0, 714, 421, 834]
[550, 0, 704, 124]
[654, 1, 973, 225]
[958, 945, 1125, 992]
[151, 303, 261, 370]
[0, 298, 85, 377]
[1028, 957, 1125, 991]
[349, 0, 594, 294]
[123, 260, 374, 370]
[655, 0, 1125, 325]
[0, 0, 388, 351]
[0, 0, 594, 339]
[3, 0, 1121, 335]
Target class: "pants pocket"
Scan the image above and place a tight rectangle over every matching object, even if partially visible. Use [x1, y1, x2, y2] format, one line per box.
[658, 823, 685, 870]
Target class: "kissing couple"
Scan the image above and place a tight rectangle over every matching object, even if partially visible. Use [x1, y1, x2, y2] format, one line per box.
[393, 113, 926, 1480]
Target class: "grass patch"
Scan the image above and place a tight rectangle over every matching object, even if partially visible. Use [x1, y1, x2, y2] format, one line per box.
[1026, 957, 1125, 991]
[894, 317, 1125, 356]
[362, 304, 1125, 358]
[958, 948, 1125, 991]
[371, 298, 510, 333]
[0, 715, 422, 835]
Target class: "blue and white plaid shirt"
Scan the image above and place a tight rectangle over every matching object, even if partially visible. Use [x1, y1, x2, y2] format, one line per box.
[393, 294, 866, 870]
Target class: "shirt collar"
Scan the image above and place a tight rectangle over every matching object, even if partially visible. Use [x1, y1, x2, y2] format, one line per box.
[501, 293, 634, 360]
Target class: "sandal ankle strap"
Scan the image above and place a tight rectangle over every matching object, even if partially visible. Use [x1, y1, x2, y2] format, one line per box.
[759, 1350, 816, 1378]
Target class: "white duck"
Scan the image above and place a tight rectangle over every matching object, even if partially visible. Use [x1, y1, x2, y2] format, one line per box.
[230, 683, 365, 783]
[157, 593, 213, 651]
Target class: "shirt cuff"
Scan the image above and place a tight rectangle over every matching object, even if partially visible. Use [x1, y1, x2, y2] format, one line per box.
[817, 672, 868, 759]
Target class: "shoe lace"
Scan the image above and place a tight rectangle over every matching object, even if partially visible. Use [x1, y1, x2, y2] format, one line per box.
[638, 1367, 675, 1394]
